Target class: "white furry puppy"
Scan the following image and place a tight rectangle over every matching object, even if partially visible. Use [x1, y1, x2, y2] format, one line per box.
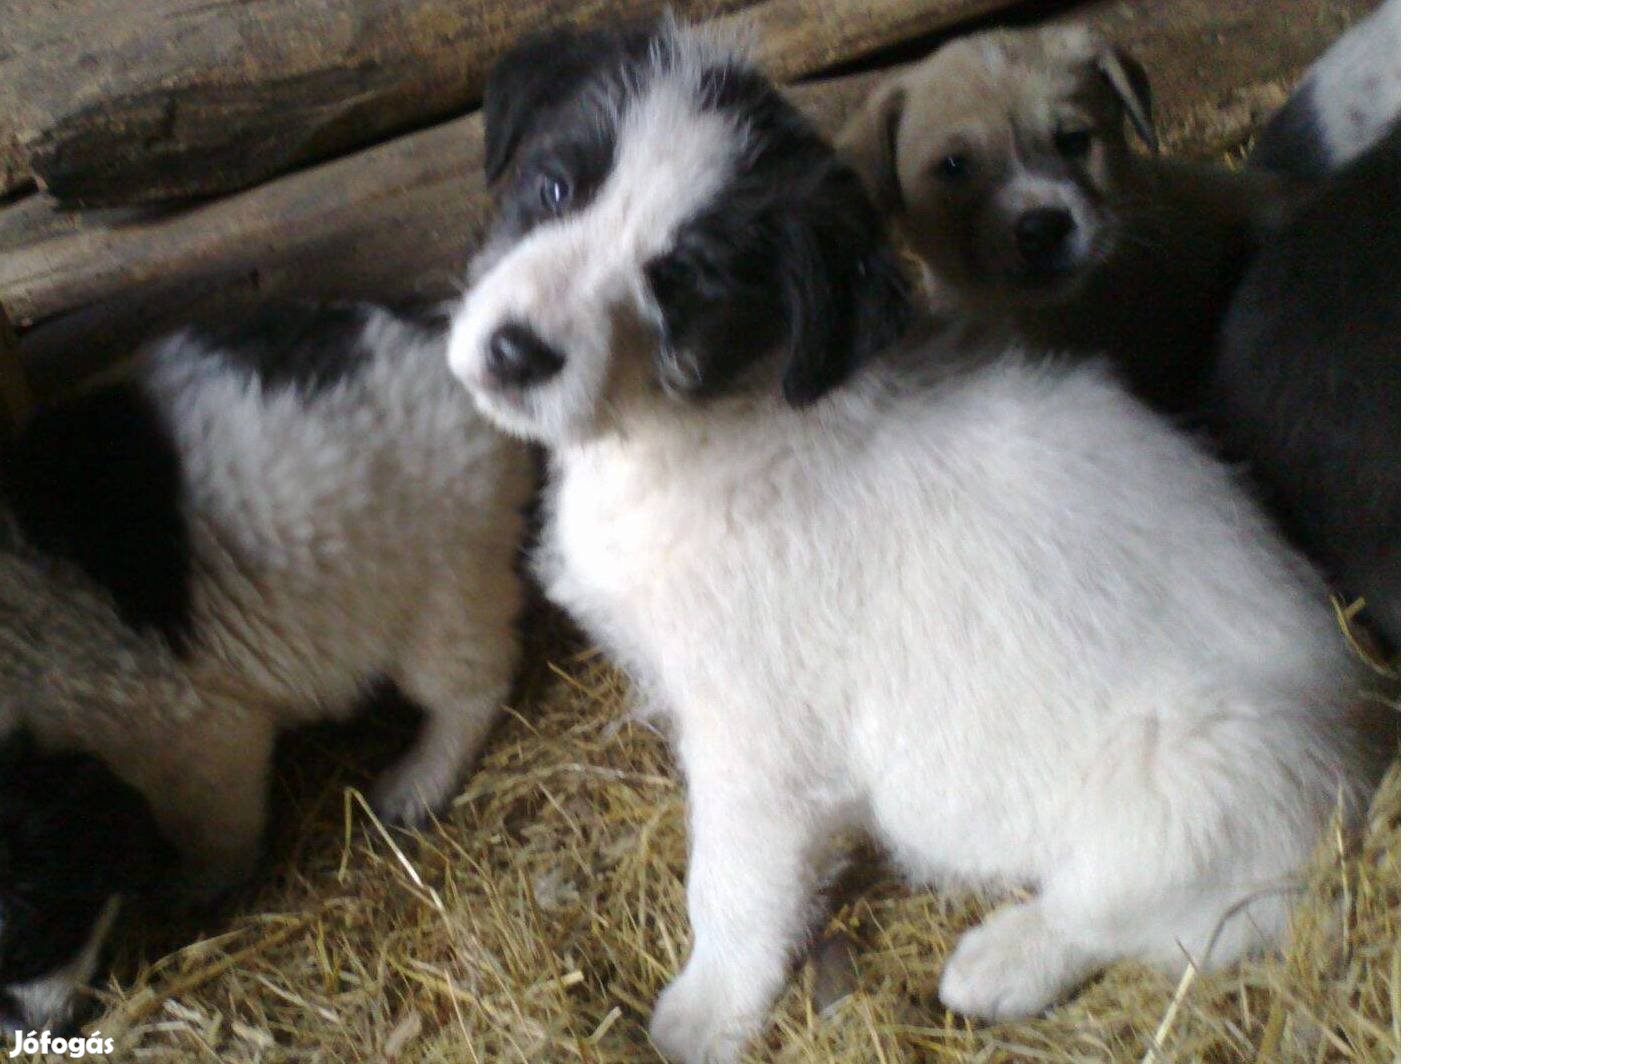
[1, 303, 530, 1030]
[452, 24, 1382, 1063]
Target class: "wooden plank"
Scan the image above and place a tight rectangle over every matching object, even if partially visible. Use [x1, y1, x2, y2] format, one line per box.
[0, 0, 757, 206]
[724, 0, 1019, 79]
[1, 116, 486, 331]
[0, 0, 1022, 207]
[4, 69, 887, 400]
[0, 0, 1029, 328]
[6, 0, 1373, 399]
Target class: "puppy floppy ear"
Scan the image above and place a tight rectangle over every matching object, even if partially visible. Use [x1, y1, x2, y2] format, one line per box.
[780, 163, 914, 406]
[1092, 44, 1158, 152]
[836, 80, 908, 213]
[482, 28, 651, 183]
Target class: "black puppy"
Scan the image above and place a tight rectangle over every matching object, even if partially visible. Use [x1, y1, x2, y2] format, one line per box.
[1210, 124, 1401, 651]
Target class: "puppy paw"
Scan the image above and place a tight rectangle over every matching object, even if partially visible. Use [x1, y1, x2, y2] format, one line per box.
[649, 968, 762, 1064]
[368, 765, 457, 828]
[939, 903, 1072, 1022]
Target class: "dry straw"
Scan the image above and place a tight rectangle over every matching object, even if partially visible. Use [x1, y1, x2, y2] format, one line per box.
[89, 83, 1396, 1064]
[92, 602, 1399, 1063]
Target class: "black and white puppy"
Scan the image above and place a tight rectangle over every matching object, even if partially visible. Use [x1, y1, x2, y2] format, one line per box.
[1218, 0, 1401, 650]
[453, 23, 1380, 1063]
[0, 303, 531, 1030]
[1248, 0, 1400, 180]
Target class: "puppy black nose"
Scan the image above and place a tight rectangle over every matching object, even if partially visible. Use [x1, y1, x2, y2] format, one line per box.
[1015, 208, 1075, 262]
[485, 322, 565, 387]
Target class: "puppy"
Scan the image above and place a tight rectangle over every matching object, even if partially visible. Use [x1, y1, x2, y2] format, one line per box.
[837, 24, 1293, 414]
[453, 24, 1380, 1063]
[842, 23, 1401, 652]
[1212, 124, 1401, 650]
[0, 303, 531, 1029]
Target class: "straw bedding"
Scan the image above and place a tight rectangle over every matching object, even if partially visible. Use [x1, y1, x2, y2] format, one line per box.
[87, 589, 1397, 1063]
[82, 50, 1400, 1064]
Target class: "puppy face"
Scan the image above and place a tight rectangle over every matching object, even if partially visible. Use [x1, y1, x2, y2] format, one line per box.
[450, 24, 911, 445]
[838, 26, 1156, 306]
[0, 730, 174, 1030]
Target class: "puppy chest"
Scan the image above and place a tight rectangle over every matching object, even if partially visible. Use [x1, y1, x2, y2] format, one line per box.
[550, 455, 721, 608]
[544, 448, 828, 661]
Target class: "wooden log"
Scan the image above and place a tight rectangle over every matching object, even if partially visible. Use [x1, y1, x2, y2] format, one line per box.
[0, 0, 1022, 207]
[4, 63, 897, 399]
[5, 0, 1373, 400]
[0, 0, 1033, 329]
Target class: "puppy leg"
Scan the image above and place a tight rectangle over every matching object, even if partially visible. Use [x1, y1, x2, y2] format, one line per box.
[157, 716, 277, 896]
[650, 768, 831, 1064]
[372, 587, 520, 826]
[940, 709, 1333, 1020]
[940, 866, 1294, 1021]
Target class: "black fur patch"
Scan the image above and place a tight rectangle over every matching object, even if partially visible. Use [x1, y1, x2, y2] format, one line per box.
[188, 301, 374, 397]
[1210, 124, 1400, 650]
[2, 383, 194, 652]
[482, 28, 650, 185]
[478, 28, 646, 269]
[0, 730, 175, 987]
[1246, 87, 1335, 180]
[650, 60, 913, 405]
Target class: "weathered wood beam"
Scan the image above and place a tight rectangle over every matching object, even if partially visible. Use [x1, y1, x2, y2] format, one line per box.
[0, 0, 1022, 207]
[0, 0, 1041, 330]
[4, 0, 1373, 401]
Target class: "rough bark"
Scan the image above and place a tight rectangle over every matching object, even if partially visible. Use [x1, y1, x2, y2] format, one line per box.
[0, 0, 1019, 206]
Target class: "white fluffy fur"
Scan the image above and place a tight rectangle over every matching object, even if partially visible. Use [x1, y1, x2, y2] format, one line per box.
[1289, 0, 1400, 169]
[3, 309, 531, 888]
[453, 32, 1377, 1064]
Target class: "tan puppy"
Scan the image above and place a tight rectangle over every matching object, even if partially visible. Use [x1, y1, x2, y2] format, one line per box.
[839, 24, 1294, 413]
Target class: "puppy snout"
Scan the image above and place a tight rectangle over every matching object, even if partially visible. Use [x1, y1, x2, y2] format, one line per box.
[1014, 208, 1075, 263]
[485, 322, 566, 388]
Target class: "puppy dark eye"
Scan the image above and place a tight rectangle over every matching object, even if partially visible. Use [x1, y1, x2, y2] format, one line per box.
[935, 153, 971, 181]
[1055, 129, 1093, 158]
[538, 171, 574, 214]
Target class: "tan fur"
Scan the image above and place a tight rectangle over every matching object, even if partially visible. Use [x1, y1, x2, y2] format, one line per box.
[838, 24, 1299, 411]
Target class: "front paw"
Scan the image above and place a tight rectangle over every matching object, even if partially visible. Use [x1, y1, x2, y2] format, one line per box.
[939, 903, 1070, 1022]
[369, 764, 457, 828]
[649, 967, 763, 1064]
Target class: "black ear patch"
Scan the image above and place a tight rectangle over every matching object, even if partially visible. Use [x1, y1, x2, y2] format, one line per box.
[1094, 45, 1158, 152]
[645, 63, 914, 407]
[483, 27, 653, 184]
[778, 165, 914, 406]
[1, 383, 193, 654]
[0, 731, 175, 985]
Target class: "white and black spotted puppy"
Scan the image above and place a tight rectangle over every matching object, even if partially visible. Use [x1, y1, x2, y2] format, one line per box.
[453, 23, 1383, 1063]
[0, 303, 531, 1030]
[1248, 0, 1400, 180]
